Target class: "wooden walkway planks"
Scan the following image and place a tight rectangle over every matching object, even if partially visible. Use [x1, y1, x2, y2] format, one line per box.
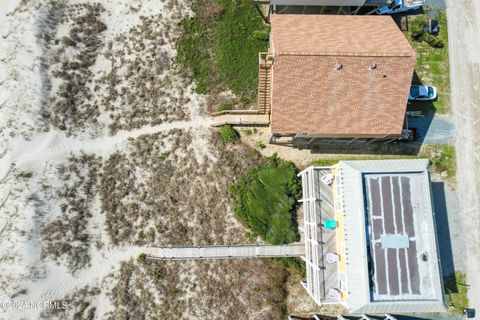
[211, 113, 270, 127]
[146, 243, 305, 261]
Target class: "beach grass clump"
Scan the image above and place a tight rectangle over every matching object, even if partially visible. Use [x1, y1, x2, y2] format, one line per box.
[41, 153, 101, 273]
[230, 154, 301, 244]
[219, 125, 239, 144]
[177, 0, 268, 103]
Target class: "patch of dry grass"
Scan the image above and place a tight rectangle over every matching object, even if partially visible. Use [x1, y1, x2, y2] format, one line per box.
[42, 153, 101, 272]
[40, 285, 101, 320]
[99, 130, 263, 245]
[100, 14, 192, 133]
[107, 258, 288, 319]
[48, 3, 107, 134]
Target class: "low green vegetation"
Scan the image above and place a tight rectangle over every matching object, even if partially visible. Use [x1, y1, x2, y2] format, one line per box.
[176, 0, 268, 103]
[242, 128, 253, 136]
[407, 9, 450, 113]
[230, 154, 301, 244]
[254, 141, 266, 149]
[310, 144, 456, 184]
[445, 272, 469, 314]
[311, 155, 417, 167]
[217, 101, 234, 112]
[428, 144, 456, 182]
[138, 253, 147, 263]
[274, 257, 306, 277]
[171, 287, 181, 295]
[410, 16, 444, 48]
[155, 270, 165, 280]
[219, 125, 240, 143]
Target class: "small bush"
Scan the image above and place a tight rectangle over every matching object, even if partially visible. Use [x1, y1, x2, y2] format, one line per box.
[159, 152, 170, 161]
[255, 141, 266, 149]
[230, 154, 301, 244]
[138, 253, 147, 262]
[423, 33, 444, 48]
[155, 270, 165, 280]
[217, 102, 231, 112]
[219, 125, 239, 143]
[243, 129, 253, 136]
[252, 285, 261, 292]
[410, 16, 428, 40]
[274, 257, 306, 277]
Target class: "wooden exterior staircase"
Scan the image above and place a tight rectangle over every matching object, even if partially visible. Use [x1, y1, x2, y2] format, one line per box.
[210, 52, 272, 127]
[257, 52, 272, 114]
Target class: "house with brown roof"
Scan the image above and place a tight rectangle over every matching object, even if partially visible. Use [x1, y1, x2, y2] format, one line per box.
[259, 14, 416, 147]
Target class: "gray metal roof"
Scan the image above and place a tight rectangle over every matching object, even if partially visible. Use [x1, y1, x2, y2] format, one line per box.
[337, 159, 445, 314]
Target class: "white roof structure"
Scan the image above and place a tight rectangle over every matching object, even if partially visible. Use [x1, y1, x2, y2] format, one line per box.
[299, 159, 446, 315]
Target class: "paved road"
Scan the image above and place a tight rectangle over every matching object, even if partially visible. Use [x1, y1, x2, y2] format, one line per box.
[146, 243, 305, 260]
[446, 0, 480, 315]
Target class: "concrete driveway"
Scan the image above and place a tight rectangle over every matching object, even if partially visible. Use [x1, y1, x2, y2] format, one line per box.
[446, 0, 480, 316]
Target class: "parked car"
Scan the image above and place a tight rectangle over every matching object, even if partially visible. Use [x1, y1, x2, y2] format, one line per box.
[408, 85, 437, 101]
[376, 0, 424, 15]
[426, 19, 439, 36]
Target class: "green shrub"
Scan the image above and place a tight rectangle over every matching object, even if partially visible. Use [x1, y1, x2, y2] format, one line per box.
[243, 128, 253, 136]
[217, 101, 232, 112]
[255, 141, 266, 149]
[423, 33, 444, 48]
[410, 16, 428, 40]
[274, 257, 306, 277]
[159, 152, 170, 161]
[219, 125, 239, 143]
[252, 285, 261, 292]
[138, 253, 147, 263]
[230, 154, 301, 244]
[155, 270, 165, 280]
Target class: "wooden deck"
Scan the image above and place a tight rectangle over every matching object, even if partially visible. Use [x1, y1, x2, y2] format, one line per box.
[317, 170, 339, 302]
[300, 167, 340, 304]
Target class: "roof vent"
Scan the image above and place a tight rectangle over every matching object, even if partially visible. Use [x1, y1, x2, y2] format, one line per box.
[335, 63, 343, 70]
[383, 73, 388, 78]
[370, 63, 377, 70]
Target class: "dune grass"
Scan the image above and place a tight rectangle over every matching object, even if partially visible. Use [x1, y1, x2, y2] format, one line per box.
[230, 154, 301, 244]
[176, 0, 268, 103]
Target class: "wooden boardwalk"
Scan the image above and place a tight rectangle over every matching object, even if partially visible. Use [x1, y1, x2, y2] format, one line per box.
[146, 243, 304, 261]
[211, 111, 270, 127]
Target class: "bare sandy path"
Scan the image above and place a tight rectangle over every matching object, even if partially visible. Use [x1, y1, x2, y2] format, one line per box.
[446, 0, 480, 314]
[0, 117, 213, 181]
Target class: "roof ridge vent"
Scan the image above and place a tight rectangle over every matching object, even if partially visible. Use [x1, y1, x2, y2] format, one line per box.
[335, 63, 343, 70]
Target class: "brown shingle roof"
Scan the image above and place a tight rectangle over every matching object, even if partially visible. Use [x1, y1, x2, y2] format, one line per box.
[270, 15, 416, 136]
